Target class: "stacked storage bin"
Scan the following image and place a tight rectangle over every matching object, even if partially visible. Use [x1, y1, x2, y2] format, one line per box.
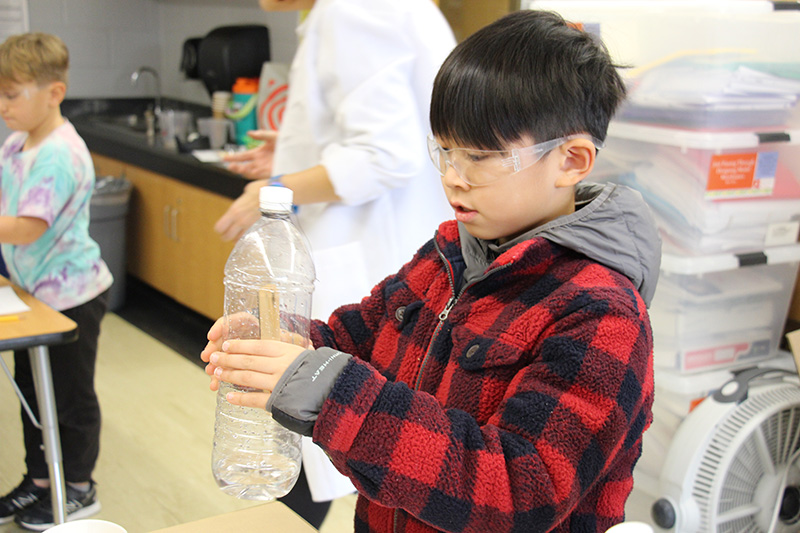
[525, 0, 800, 524]
[597, 125, 800, 509]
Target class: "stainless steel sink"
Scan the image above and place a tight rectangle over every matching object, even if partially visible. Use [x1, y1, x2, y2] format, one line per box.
[63, 98, 211, 152]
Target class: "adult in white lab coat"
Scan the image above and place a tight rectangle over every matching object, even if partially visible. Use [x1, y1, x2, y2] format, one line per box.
[214, 0, 456, 526]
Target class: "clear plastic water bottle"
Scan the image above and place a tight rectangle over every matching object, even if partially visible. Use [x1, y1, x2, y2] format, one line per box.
[212, 185, 315, 501]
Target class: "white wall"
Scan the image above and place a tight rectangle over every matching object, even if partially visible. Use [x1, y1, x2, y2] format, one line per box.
[25, 0, 297, 103]
[156, 0, 298, 105]
[0, 0, 298, 140]
[28, 0, 161, 99]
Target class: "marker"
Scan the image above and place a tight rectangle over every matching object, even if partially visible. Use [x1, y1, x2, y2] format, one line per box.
[0, 315, 20, 322]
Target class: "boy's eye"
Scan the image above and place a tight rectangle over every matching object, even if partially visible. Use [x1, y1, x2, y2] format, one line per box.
[466, 153, 489, 163]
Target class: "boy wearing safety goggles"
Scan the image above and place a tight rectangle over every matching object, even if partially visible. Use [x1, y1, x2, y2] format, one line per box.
[0, 33, 111, 529]
[203, 10, 660, 532]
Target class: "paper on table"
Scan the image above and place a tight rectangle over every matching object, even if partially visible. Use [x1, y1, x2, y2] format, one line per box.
[0, 286, 30, 315]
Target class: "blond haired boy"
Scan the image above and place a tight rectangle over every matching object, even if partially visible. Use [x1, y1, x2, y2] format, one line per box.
[0, 32, 112, 530]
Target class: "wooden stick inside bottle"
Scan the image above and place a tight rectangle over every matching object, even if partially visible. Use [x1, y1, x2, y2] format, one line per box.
[258, 284, 281, 341]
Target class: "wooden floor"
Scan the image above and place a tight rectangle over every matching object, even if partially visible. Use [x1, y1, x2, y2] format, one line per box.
[0, 313, 356, 533]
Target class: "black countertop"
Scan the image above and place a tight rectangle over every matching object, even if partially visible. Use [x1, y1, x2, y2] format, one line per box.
[63, 98, 248, 199]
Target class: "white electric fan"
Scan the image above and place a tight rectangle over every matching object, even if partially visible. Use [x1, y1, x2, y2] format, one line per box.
[651, 367, 800, 532]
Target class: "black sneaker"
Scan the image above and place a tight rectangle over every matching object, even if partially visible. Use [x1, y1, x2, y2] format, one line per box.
[15, 482, 101, 531]
[0, 477, 50, 524]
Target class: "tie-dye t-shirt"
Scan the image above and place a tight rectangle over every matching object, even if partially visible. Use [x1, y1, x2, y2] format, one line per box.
[0, 120, 112, 311]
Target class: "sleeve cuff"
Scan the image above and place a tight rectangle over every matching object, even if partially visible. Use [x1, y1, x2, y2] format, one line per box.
[267, 347, 352, 436]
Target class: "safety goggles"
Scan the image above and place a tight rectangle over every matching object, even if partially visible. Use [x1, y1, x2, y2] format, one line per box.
[427, 133, 603, 187]
[0, 83, 39, 104]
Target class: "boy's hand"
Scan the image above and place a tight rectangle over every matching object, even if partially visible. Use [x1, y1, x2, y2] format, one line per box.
[208, 339, 308, 409]
[201, 316, 227, 391]
[201, 313, 314, 406]
[201, 312, 259, 389]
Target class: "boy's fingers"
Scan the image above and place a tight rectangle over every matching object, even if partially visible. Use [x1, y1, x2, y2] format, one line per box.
[225, 390, 271, 410]
[200, 342, 217, 363]
[222, 338, 289, 358]
[207, 317, 225, 341]
[215, 368, 276, 392]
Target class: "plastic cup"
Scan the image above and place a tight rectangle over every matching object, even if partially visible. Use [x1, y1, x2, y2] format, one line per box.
[45, 519, 127, 532]
[197, 117, 235, 150]
[157, 110, 192, 150]
[604, 522, 654, 533]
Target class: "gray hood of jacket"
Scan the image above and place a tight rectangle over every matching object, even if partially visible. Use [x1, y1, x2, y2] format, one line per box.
[460, 182, 661, 306]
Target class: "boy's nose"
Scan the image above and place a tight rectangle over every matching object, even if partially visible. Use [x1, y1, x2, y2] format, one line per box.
[441, 162, 470, 190]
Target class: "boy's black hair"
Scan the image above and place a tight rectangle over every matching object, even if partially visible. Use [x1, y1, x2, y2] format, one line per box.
[430, 10, 626, 150]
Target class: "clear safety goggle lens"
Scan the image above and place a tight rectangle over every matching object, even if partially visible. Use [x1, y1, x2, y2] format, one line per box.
[427, 133, 603, 187]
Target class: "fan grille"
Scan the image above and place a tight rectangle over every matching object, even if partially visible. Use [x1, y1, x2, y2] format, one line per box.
[690, 384, 800, 532]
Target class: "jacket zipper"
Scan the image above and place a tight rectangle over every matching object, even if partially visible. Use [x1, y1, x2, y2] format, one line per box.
[395, 241, 510, 531]
[412, 243, 509, 391]
[412, 243, 458, 392]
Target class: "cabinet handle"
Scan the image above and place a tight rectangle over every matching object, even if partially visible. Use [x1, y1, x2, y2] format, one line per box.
[171, 207, 179, 242]
[163, 205, 170, 238]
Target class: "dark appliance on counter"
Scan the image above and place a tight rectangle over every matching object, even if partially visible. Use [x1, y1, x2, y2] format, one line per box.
[196, 25, 270, 96]
[180, 37, 203, 80]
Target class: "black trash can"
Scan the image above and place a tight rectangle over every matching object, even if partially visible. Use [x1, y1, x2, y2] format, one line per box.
[90, 176, 133, 311]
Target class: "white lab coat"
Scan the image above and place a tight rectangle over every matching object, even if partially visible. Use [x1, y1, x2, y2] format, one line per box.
[272, 0, 456, 502]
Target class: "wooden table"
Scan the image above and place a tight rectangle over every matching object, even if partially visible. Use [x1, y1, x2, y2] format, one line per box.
[150, 502, 318, 532]
[0, 276, 78, 525]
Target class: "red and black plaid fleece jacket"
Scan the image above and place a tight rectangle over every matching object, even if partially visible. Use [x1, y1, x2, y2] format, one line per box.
[309, 220, 655, 533]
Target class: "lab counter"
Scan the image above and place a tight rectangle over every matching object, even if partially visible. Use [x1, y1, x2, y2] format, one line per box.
[62, 98, 248, 200]
[62, 98, 246, 320]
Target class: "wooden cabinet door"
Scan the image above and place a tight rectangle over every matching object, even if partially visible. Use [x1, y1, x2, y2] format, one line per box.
[169, 181, 235, 320]
[90, 154, 235, 320]
[124, 164, 180, 297]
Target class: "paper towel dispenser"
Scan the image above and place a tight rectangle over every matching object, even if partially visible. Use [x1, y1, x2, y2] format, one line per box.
[197, 25, 271, 96]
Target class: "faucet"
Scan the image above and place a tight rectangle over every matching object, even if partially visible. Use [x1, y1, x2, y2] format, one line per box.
[130, 66, 162, 115]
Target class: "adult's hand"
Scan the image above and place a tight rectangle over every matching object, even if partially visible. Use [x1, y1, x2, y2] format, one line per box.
[214, 178, 267, 241]
[223, 130, 278, 180]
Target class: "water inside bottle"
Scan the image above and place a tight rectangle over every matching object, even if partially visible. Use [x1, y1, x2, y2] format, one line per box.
[212, 382, 302, 501]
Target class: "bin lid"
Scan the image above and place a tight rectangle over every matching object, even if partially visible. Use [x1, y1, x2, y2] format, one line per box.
[94, 176, 132, 195]
[661, 242, 800, 275]
[607, 121, 800, 150]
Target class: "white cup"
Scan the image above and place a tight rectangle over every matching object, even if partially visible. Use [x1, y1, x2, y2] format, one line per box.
[45, 519, 127, 532]
[197, 117, 235, 150]
[604, 522, 654, 533]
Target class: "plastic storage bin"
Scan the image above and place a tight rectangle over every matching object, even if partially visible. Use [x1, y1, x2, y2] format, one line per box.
[525, 0, 800, 130]
[595, 122, 800, 255]
[649, 245, 800, 374]
[89, 176, 132, 311]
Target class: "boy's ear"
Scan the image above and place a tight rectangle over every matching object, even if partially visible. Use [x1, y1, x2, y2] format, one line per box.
[46, 81, 66, 106]
[554, 138, 596, 188]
